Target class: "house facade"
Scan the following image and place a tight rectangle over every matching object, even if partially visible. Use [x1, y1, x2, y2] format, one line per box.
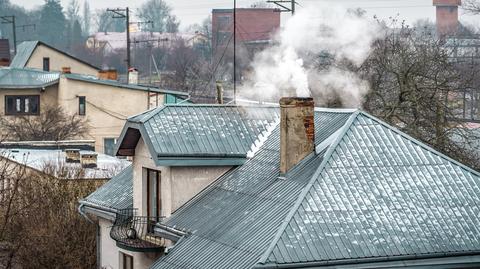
[10, 40, 99, 75]
[80, 99, 480, 269]
[0, 68, 189, 154]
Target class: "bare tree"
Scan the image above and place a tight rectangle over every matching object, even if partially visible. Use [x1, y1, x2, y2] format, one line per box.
[0, 106, 89, 141]
[361, 20, 480, 169]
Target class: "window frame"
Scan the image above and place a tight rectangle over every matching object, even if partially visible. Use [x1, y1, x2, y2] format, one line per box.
[78, 96, 86, 115]
[103, 138, 117, 156]
[146, 168, 161, 221]
[42, 57, 50, 71]
[119, 252, 133, 269]
[4, 95, 40, 116]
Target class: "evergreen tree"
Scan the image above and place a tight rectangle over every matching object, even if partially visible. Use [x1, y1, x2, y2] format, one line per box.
[72, 19, 83, 45]
[138, 0, 179, 33]
[38, 0, 67, 48]
[96, 10, 125, 33]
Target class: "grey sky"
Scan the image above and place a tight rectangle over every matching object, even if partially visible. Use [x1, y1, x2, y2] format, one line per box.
[9, 0, 479, 30]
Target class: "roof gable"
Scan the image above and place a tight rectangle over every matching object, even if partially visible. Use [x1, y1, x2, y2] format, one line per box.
[10, 41, 100, 70]
[260, 112, 480, 267]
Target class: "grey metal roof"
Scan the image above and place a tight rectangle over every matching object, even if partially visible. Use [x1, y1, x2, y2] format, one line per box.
[80, 165, 133, 211]
[152, 110, 480, 269]
[117, 105, 282, 166]
[150, 110, 353, 269]
[9, 41, 37, 68]
[0, 67, 60, 88]
[64, 73, 189, 96]
[10, 40, 100, 70]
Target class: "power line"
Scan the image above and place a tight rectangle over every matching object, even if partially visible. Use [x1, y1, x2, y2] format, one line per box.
[107, 8, 131, 82]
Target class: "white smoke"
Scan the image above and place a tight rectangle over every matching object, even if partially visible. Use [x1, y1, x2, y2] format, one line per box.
[239, 3, 381, 108]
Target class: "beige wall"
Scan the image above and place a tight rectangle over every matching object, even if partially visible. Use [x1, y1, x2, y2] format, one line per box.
[58, 77, 151, 153]
[0, 85, 58, 117]
[133, 138, 231, 218]
[26, 45, 99, 76]
[99, 218, 161, 269]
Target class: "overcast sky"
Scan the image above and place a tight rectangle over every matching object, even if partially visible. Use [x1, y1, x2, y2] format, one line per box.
[9, 0, 479, 30]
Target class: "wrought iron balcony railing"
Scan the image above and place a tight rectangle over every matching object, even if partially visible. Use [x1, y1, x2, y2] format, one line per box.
[110, 208, 166, 252]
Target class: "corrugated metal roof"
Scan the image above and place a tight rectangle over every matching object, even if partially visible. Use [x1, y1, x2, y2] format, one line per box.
[117, 105, 283, 165]
[64, 73, 189, 96]
[0, 67, 60, 88]
[150, 110, 353, 269]
[80, 165, 133, 211]
[260, 112, 480, 267]
[152, 110, 480, 269]
[9, 41, 38, 68]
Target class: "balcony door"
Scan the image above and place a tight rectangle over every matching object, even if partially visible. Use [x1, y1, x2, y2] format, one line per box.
[146, 169, 161, 221]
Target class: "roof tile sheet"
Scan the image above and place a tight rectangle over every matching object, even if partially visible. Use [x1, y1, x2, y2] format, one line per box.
[9, 41, 38, 68]
[0, 67, 59, 88]
[263, 113, 480, 266]
[81, 165, 133, 211]
[151, 110, 353, 269]
[141, 105, 281, 157]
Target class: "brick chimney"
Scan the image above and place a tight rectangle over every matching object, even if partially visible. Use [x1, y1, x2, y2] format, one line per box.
[433, 0, 461, 37]
[279, 97, 315, 175]
[62, 67, 71, 74]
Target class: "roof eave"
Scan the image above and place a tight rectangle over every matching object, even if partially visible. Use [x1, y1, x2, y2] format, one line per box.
[254, 252, 480, 269]
[155, 157, 246, 166]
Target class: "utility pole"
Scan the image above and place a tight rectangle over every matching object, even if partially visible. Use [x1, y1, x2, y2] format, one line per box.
[267, 0, 297, 14]
[1, 16, 16, 55]
[233, 0, 237, 104]
[107, 8, 130, 82]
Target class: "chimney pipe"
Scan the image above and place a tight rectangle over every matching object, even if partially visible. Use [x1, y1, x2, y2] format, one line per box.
[279, 97, 315, 175]
[62, 67, 71, 74]
[216, 81, 224, 104]
[433, 0, 461, 38]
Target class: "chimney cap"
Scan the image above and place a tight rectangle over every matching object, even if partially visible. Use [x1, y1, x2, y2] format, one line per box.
[280, 97, 314, 107]
[433, 0, 461, 6]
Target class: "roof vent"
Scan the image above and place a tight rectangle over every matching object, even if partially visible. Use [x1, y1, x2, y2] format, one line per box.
[65, 149, 80, 163]
[279, 97, 315, 175]
[80, 151, 97, 168]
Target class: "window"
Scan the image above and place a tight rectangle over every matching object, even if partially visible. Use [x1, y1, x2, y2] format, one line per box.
[104, 138, 117, 156]
[217, 15, 232, 31]
[216, 32, 231, 46]
[146, 169, 161, 221]
[43, 57, 50, 71]
[78, 96, 86, 115]
[5, 95, 40, 115]
[119, 252, 133, 269]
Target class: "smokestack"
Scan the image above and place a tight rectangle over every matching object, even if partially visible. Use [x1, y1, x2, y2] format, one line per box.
[279, 97, 315, 175]
[433, 0, 461, 38]
[216, 81, 224, 104]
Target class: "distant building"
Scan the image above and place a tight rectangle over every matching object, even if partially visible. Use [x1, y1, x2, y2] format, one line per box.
[10, 40, 100, 75]
[86, 32, 208, 55]
[433, 0, 462, 38]
[212, 8, 280, 50]
[0, 140, 130, 181]
[0, 67, 189, 155]
[0, 39, 10, 67]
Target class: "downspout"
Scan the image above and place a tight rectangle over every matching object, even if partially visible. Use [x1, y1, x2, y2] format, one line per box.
[78, 203, 94, 223]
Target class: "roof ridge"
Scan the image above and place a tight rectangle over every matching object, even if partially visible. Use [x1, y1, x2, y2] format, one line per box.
[357, 111, 480, 177]
[257, 111, 361, 265]
[128, 106, 166, 123]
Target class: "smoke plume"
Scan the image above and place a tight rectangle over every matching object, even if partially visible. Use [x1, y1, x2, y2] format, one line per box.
[239, 3, 381, 108]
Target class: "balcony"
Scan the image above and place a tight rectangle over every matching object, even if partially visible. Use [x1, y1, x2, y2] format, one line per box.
[110, 208, 166, 252]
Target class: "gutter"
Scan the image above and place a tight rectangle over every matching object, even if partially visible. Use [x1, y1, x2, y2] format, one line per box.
[78, 200, 118, 221]
[254, 252, 480, 269]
